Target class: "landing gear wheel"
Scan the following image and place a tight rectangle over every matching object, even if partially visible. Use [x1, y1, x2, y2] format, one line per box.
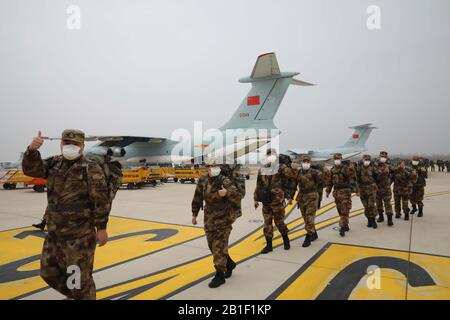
[33, 185, 45, 193]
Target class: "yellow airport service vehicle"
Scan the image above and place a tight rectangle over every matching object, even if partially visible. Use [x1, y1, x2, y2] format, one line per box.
[121, 168, 150, 189]
[173, 166, 208, 184]
[0, 170, 47, 192]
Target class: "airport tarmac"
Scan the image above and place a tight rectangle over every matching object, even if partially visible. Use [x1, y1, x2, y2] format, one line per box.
[1, 171, 449, 300]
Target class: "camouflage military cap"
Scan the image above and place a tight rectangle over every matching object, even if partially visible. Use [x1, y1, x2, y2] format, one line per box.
[61, 129, 85, 143]
[379, 151, 388, 157]
[362, 154, 371, 160]
[333, 153, 343, 159]
[301, 155, 311, 162]
[412, 156, 420, 161]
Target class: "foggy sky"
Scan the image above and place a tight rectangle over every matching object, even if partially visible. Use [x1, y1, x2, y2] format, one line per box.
[1, 0, 449, 160]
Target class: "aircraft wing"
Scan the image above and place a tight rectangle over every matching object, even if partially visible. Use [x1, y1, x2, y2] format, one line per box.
[85, 136, 175, 147]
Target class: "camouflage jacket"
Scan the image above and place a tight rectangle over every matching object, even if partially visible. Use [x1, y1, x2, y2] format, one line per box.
[392, 167, 418, 193]
[22, 148, 111, 236]
[326, 164, 356, 193]
[254, 169, 286, 205]
[374, 161, 393, 189]
[191, 174, 242, 217]
[356, 164, 379, 190]
[296, 168, 323, 198]
[411, 165, 427, 187]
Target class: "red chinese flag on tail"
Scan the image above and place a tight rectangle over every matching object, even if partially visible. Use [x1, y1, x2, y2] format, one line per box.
[352, 134, 360, 139]
[247, 95, 260, 106]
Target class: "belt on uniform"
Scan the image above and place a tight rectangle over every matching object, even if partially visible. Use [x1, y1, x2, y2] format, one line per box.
[334, 184, 351, 190]
[48, 203, 94, 211]
[299, 188, 317, 194]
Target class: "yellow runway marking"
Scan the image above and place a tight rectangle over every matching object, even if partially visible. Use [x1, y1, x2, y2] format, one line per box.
[0, 216, 204, 300]
[97, 190, 450, 300]
[271, 243, 450, 300]
[97, 200, 343, 299]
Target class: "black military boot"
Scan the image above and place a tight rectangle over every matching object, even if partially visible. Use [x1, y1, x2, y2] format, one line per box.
[411, 205, 417, 215]
[32, 219, 46, 230]
[404, 210, 410, 221]
[387, 215, 394, 226]
[344, 226, 350, 232]
[208, 271, 226, 288]
[339, 227, 345, 237]
[260, 237, 273, 254]
[367, 217, 373, 228]
[282, 234, 290, 250]
[311, 231, 318, 241]
[418, 206, 423, 217]
[377, 212, 385, 223]
[302, 234, 312, 247]
[371, 218, 378, 229]
[395, 212, 401, 219]
[224, 255, 236, 279]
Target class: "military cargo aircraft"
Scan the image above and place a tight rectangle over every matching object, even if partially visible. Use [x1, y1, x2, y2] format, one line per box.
[284, 123, 376, 162]
[79, 53, 314, 165]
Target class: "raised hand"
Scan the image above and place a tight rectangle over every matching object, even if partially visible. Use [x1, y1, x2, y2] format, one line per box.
[29, 131, 44, 151]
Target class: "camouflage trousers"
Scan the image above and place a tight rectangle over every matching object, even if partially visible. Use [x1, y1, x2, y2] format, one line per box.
[376, 187, 393, 216]
[333, 189, 352, 228]
[394, 191, 410, 214]
[359, 186, 377, 219]
[40, 233, 97, 300]
[410, 186, 425, 208]
[204, 211, 233, 273]
[317, 188, 324, 209]
[262, 204, 289, 239]
[297, 192, 318, 235]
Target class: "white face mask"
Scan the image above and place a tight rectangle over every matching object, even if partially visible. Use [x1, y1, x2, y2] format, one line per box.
[363, 160, 371, 167]
[334, 159, 342, 166]
[302, 163, 311, 170]
[380, 157, 387, 163]
[209, 166, 221, 177]
[62, 144, 82, 160]
[412, 160, 419, 166]
[266, 155, 277, 164]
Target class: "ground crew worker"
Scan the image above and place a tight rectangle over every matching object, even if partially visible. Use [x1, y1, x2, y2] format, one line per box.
[326, 153, 356, 237]
[392, 161, 417, 221]
[295, 156, 322, 247]
[410, 156, 428, 217]
[22, 130, 110, 300]
[191, 159, 242, 288]
[374, 151, 394, 226]
[254, 149, 293, 254]
[356, 155, 379, 229]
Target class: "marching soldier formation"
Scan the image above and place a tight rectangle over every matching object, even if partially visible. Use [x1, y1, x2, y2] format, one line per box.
[23, 130, 436, 295]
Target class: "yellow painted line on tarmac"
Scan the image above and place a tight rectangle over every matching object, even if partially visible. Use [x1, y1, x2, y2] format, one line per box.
[97, 200, 342, 300]
[0, 216, 204, 300]
[272, 243, 450, 300]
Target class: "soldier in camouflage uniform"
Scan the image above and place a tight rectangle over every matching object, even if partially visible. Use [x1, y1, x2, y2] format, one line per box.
[311, 162, 328, 209]
[326, 153, 356, 237]
[356, 155, 379, 229]
[410, 156, 428, 217]
[374, 151, 394, 226]
[254, 149, 295, 254]
[217, 162, 246, 278]
[22, 130, 110, 300]
[295, 156, 322, 247]
[429, 160, 435, 172]
[191, 159, 242, 288]
[392, 161, 418, 221]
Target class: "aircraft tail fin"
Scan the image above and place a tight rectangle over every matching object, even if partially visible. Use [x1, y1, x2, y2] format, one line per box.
[220, 53, 314, 132]
[341, 124, 376, 149]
